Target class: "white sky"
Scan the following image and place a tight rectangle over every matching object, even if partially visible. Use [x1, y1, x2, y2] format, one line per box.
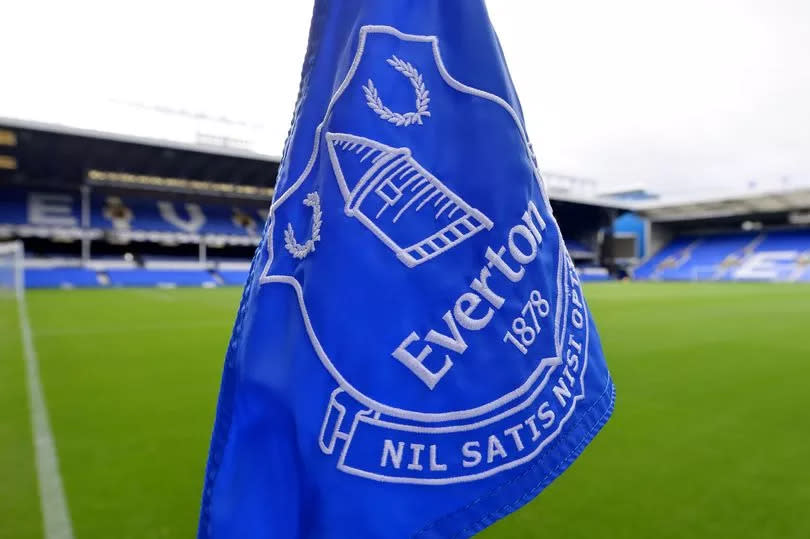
[2, 0, 809, 193]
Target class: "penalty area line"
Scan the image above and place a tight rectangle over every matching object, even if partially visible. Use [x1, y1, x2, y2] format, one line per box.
[17, 292, 74, 539]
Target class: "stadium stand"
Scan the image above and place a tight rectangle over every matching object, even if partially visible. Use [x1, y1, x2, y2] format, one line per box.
[1, 184, 620, 287]
[0, 186, 264, 288]
[1, 187, 264, 238]
[0, 119, 636, 288]
[634, 229, 810, 282]
[0, 118, 278, 288]
[8, 118, 810, 288]
[12, 179, 810, 286]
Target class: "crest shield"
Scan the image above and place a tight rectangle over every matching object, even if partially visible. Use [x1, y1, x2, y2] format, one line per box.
[263, 28, 568, 415]
[254, 27, 596, 484]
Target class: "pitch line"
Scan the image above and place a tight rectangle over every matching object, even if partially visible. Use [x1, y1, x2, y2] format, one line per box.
[17, 293, 74, 539]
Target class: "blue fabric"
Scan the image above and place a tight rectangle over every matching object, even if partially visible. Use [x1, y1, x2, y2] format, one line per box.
[199, 1, 614, 537]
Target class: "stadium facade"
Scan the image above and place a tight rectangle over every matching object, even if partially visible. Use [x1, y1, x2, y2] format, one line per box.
[2, 118, 809, 288]
[633, 186, 810, 282]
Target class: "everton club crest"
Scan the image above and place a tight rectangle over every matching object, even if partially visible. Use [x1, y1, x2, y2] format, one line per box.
[259, 26, 592, 485]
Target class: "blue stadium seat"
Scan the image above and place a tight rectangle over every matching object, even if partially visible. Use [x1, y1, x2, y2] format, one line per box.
[0, 189, 82, 227]
[633, 236, 695, 279]
[0, 190, 32, 225]
[755, 229, 810, 251]
[635, 229, 810, 282]
[0, 186, 265, 238]
[89, 195, 261, 236]
[657, 233, 757, 280]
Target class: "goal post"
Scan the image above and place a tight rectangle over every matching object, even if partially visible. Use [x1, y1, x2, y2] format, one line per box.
[0, 240, 24, 301]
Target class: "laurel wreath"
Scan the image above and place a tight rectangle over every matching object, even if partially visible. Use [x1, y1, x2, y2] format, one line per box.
[362, 55, 431, 127]
[284, 192, 322, 259]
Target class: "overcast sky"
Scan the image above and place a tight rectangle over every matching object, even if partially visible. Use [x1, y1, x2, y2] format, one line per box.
[2, 0, 808, 193]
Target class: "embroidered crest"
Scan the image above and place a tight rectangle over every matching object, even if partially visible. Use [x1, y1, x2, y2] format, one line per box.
[260, 26, 591, 485]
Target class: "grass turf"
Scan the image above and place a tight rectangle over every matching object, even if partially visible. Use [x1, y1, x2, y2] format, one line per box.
[0, 294, 42, 539]
[3, 283, 810, 538]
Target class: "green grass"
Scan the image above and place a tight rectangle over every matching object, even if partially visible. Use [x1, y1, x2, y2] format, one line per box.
[3, 283, 810, 538]
[482, 283, 810, 539]
[20, 288, 239, 539]
[0, 294, 41, 539]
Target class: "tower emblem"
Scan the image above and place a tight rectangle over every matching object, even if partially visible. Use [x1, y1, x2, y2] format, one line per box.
[326, 132, 492, 267]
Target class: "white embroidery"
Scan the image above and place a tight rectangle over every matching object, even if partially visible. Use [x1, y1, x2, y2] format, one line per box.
[257, 26, 596, 486]
[283, 192, 322, 259]
[363, 55, 431, 127]
[262, 25, 553, 275]
[326, 132, 492, 267]
[262, 25, 564, 420]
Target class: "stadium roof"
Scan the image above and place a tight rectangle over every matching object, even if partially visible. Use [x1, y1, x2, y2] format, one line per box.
[635, 184, 810, 222]
[0, 116, 278, 162]
[0, 118, 279, 198]
[2, 116, 642, 211]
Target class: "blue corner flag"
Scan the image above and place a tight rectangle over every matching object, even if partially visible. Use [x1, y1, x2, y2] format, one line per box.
[199, 1, 615, 537]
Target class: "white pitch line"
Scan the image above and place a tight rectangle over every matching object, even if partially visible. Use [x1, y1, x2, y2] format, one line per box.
[17, 293, 74, 539]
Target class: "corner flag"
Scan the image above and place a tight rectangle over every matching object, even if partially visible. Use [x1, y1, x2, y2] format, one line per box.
[199, 1, 615, 537]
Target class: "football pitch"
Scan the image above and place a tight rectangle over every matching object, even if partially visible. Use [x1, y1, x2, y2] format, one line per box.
[2, 283, 809, 538]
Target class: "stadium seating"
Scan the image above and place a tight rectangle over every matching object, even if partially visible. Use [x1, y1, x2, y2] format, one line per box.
[632, 236, 694, 280]
[2, 186, 263, 288]
[0, 190, 83, 232]
[756, 229, 810, 251]
[634, 229, 810, 282]
[0, 187, 265, 238]
[91, 196, 262, 236]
